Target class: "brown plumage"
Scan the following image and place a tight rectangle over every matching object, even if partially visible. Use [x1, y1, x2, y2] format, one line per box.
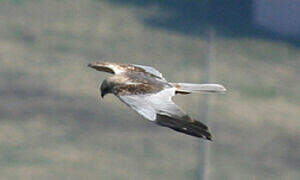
[88, 61, 226, 140]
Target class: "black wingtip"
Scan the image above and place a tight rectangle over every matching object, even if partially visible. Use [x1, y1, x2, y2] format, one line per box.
[206, 131, 212, 141]
[206, 136, 212, 141]
[200, 131, 212, 141]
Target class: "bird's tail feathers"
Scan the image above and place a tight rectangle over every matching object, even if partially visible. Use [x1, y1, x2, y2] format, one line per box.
[172, 83, 226, 94]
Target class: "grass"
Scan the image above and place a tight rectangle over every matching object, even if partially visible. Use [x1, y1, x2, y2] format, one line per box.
[238, 85, 277, 98]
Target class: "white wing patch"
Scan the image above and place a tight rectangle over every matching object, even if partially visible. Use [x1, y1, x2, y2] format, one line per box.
[118, 88, 185, 121]
[147, 88, 185, 117]
[118, 95, 157, 121]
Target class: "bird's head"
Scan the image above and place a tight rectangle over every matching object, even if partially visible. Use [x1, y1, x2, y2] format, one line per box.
[100, 79, 114, 98]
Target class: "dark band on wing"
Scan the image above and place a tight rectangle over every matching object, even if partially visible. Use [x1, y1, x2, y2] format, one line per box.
[116, 83, 164, 96]
[115, 73, 169, 96]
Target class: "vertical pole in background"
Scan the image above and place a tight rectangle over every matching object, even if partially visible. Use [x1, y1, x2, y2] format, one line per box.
[198, 26, 216, 180]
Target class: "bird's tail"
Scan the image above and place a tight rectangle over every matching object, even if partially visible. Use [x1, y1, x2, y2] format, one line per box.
[172, 83, 226, 94]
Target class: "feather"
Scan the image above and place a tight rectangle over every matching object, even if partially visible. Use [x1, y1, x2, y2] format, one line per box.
[173, 83, 226, 94]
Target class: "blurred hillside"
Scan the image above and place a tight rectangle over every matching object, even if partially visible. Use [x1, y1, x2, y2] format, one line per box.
[0, 0, 299, 179]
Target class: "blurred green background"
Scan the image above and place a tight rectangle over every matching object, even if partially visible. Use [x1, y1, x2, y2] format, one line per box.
[0, 0, 299, 179]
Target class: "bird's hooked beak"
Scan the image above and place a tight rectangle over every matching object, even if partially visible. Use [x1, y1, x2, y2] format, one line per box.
[100, 79, 110, 98]
[101, 91, 106, 98]
[88, 62, 115, 74]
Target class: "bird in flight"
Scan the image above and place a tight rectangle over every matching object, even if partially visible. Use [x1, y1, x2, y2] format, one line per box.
[88, 61, 226, 140]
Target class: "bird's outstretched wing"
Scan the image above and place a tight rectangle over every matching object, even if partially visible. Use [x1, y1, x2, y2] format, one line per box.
[118, 88, 212, 140]
[132, 64, 165, 80]
[88, 61, 166, 80]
